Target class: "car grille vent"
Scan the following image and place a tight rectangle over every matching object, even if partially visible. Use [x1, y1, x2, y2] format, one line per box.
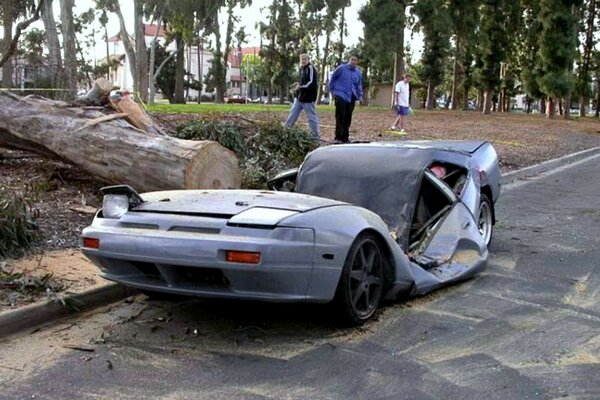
[130, 261, 166, 284]
[168, 226, 221, 234]
[120, 222, 159, 230]
[171, 266, 230, 289]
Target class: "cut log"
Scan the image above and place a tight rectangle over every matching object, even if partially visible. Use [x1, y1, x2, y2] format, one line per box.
[75, 78, 114, 106]
[0, 92, 240, 192]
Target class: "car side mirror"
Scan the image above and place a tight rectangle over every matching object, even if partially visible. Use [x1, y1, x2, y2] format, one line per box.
[267, 168, 299, 191]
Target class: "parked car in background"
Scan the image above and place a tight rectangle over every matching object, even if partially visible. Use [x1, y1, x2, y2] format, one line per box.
[224, 95, 248, 104]
[81, 141, 500, 325]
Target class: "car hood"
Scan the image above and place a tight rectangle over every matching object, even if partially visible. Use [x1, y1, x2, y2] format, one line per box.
[132, 190, 346, 216]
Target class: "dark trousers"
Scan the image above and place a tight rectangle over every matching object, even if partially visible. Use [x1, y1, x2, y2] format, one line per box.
[334, 96, 355, 143]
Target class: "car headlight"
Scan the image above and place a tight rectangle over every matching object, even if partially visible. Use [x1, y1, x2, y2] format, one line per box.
[102, 194, 130, 219]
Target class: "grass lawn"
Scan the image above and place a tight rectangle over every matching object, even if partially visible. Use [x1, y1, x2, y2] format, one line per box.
[147, 102, 390, 114]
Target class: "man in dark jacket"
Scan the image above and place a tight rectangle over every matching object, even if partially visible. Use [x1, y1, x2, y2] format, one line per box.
[285, 54, 320, 139]
[328, 55, 363, 143]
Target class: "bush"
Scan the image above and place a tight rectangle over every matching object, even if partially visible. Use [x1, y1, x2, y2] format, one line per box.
[175, 114, 318, 188]
[0, 187, 39, 259]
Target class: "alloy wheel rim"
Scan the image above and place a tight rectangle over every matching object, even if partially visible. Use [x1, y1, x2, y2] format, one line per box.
[479, 201, 493, 245]
[348, 239, 382, 318]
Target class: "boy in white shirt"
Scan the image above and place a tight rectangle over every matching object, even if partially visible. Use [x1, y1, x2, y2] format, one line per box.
[390, 74, 411, 133]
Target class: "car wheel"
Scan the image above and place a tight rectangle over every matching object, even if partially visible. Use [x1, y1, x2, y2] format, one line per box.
[335, 233, 384, 325]
[478, 193, 493, 246]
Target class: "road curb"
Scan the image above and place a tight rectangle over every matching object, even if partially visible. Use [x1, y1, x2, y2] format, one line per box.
[502, 146, 600, 184]
[0, 283, 134, 338]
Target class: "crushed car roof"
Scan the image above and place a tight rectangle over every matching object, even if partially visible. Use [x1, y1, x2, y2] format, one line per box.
[297, 142, 484, 242]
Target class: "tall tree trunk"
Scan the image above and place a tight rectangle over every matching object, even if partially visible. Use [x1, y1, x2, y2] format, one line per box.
[482, 89, 493, 115]
[337, 7, 346, 62]
[476, 88, 484, 111]
[317, 31, 332, 104]
[41, 0, 62, 90]
[174, 34, 186, 104]
[391, 4, 406, 108]
[104, 24, 110, 79]
[462, 84, 470, 110]
[426, 82, 435, 110]
[546, 97, 555, 119]
[59, 0, 76, 100]
[540, 96, 546, 114]
[450, 36, 460, 110]
[134, 0, 148, 103]
[2, 2, 14, 88]
[578, 0, 596, 117]
[564, 95, 571, 119]
[113, 2, 137, 92]
[148, 7, 166, 106]
[596, 75, 600, 117]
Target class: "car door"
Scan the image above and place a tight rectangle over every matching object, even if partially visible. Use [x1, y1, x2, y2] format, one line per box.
[410, 171, 487, 281]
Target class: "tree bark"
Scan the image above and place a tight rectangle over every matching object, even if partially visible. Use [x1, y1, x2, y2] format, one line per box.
[148, 8, 166, 105]
[546, 97, 555, 119]
[482, 89, 493, 115]
[450, 36, 460, 110]
[114, 2, 137, 92]
[59, 0, 77, 100]
[0, 92, 240, 191]
[426, 82, 435, 110]
[578, 0, 596, 117]
[134, 0, 148, 102]
[317, 31, 331, 104]
[174, 34, 186, 104]
[41, 0, 62, 90]
[2, 1, 14, 87]
[564, 94, 571, 119]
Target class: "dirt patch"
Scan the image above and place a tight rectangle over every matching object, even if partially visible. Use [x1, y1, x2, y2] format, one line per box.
[0, 250, 101, 311]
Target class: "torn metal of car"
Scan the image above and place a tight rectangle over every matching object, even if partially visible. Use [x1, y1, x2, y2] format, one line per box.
[81, 141, 501, 324]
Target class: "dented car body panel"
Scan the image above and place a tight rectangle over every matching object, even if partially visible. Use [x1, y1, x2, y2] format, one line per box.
[81, 140, 499, 310]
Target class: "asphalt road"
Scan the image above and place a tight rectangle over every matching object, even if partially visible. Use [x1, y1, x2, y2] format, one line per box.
[1, 154, 600, 400]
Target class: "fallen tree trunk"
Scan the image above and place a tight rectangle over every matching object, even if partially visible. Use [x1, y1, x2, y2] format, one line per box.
[0, 92, 240, 192]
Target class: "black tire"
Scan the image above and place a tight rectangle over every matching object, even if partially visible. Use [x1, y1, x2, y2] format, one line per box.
[334, 233, 384, 325]
[478, 193, 494, 246]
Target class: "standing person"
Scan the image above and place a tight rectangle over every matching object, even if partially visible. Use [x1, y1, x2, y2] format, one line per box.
[328, 55, 363, 143]
[285, 54, 320, 140]
[390, 74, 411, 133]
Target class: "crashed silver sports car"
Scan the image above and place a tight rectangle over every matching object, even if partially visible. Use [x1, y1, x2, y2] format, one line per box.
[82, 140, 501, 324]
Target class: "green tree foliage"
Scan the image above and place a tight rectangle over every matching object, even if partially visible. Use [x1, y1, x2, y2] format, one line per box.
[537, 0, 582, 118]
[413, 0, 452, 110]
[175, 116, 317, 189]
[517, 0, 544, 112]
[448, 0, 480, 109]
[359, 0, 406, 84]
[477, 0, 520, 114]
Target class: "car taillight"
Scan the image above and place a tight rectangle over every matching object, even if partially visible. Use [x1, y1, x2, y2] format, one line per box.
[226, 251, 260, 264]
[82, 237, 100, 249]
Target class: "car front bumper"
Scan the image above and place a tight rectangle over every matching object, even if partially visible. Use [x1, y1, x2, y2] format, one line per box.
[81, 219, 333, 303]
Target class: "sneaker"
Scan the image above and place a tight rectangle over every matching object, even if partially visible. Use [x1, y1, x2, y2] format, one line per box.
[399, 129, 407, 134]
[390, 126, 397, 130]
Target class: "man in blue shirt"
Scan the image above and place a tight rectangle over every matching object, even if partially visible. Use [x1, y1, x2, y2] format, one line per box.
[328, 55, 363, 143]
